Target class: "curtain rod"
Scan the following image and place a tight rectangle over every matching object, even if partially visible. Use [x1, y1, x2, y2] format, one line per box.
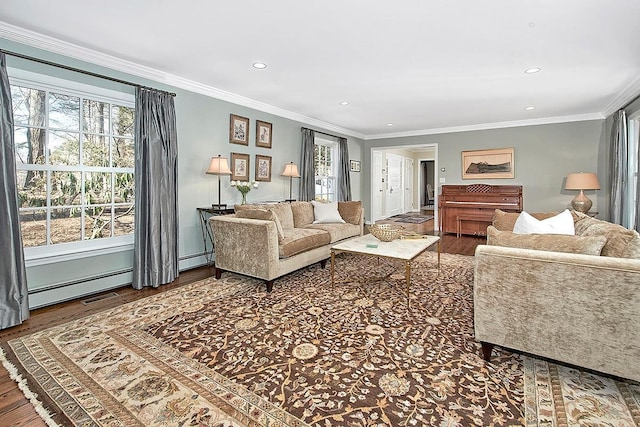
[300, 127, 343, 140]
[0, 48, 176, 97]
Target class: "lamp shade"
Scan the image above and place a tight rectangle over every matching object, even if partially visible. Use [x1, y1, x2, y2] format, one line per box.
[281, 162, 300, 178]
[206, 155, 231, 175]
[565, 172, 600, 190]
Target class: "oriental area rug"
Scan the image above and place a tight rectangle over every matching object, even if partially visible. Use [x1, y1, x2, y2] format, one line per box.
[2, 253, 639, 426]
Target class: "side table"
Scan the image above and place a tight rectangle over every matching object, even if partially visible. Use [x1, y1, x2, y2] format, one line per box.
[197, 207, 235, 265]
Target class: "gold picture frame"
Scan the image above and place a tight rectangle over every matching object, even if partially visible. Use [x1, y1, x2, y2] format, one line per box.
[462, 147, 514, 179]
[229, 114, 250, 145]
[255, 120, 272, 148]
[255, 155, 272, 182]
[230, 152, 250, 181]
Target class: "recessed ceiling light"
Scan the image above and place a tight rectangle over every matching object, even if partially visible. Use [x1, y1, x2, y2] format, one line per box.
[339, 101, 350, 106]
[252, 62, 267, 69]
[524, 67, 541, 74]
[525, 106, 536, 111]
[387, 123, 394, 127]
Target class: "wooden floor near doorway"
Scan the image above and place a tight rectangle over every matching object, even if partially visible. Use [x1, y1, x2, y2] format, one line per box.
[0, 232, 485, 427]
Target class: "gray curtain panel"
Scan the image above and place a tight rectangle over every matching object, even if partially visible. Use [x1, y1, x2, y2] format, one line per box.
[300, 128, 315, 201]
[132, 88, 179, 289]
[636, 130, 640, 232]
[337, 137, 352, 201]
[609, 110, 628, 226]
[0, 53, 30, 329]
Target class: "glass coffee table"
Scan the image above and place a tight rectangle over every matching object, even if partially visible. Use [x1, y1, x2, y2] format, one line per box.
[330, 233, 441, 309]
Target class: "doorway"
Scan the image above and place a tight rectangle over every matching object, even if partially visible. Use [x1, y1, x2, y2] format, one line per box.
[370, 144, 439, 227]
[420, 160, 435, 210]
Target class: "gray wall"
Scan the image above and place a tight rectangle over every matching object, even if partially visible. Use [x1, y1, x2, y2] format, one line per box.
[365, 120, 606, 219]
[1, 38, 363, 308]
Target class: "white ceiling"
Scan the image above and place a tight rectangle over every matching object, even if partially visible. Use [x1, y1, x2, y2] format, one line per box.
[1, 0, 640, 139]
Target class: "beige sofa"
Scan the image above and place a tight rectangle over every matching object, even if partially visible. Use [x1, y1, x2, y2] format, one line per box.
[474, 210, 640, 382]
[210, 201, 363, 292]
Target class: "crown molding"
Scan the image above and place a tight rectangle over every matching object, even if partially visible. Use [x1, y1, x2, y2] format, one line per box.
[364, 113, 605, 140]
[0, 21, 365, 139]
[602, 74, 640, 116]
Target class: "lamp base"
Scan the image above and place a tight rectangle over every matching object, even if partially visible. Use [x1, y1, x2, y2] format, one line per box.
[571, 190, 592, 213]
[211, 203, 227, 210]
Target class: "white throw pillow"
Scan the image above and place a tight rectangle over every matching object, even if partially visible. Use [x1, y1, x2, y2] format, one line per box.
[311, 201, 345, 224]
[513, 209, 575, 235]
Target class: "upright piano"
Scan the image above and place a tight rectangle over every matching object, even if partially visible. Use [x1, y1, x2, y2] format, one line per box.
[439, 184, 523, 236]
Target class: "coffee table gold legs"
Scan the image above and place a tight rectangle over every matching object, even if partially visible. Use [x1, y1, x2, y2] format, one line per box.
[405, 260, 411, 310]
[330, 250, 335, 289]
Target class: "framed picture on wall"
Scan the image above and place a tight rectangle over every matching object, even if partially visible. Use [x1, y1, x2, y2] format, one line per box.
[462, 147, 515, 179]
[231, 152, 250, 181]
[255, 155, 272, 182]
[256, 120, 272, 148]
[229, 114, 250, 145]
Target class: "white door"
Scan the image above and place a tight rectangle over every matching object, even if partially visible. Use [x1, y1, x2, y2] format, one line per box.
[404, 158, 414, 212]
[386, 154, 403, 217]
[372, 150, 384, 221]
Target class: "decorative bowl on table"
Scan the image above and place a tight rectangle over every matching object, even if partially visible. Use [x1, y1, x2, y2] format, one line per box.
[368, 224, 404, 242]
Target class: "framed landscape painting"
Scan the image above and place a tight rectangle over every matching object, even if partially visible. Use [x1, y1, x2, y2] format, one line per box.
[255, 155, 272, 182]
[462, 147, 514, 179]
[231, 152, 250, 181]
[229, 114, 250, 145]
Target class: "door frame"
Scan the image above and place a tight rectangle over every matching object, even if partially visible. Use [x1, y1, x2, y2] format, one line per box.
[370, 143, 439, 228]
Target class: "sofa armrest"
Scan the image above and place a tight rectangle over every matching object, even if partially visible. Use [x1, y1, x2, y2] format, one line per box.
[474, 244, 640, 382]
[209, 215, 280, 280]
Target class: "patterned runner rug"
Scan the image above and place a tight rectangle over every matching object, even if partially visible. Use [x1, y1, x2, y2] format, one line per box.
[2, 253, 638, 426]
[388, 213, 434, 224]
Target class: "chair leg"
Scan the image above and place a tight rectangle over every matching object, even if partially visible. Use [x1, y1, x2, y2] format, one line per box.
[265, 280, 274, 292]
[215, 267, 223, 279]
[320, 259, 327, 269]
[480, 342, 494, 362]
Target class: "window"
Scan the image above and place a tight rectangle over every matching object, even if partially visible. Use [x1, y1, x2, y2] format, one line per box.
[314, 137, 338, 201]
[10, 71, 135, 255]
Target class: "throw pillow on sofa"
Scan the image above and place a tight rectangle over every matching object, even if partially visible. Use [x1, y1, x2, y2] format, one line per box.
[337, 201, 362, 225]
[493, 209, 559, 231]
[311, 201, 345, 224]
[487, 226, 607, 255]
[235, 208, 285, 241]
[513, 209, 575, 235]
[573, 212, 640, 259]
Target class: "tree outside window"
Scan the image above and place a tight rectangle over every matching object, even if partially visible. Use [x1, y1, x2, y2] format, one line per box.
[11, 82, 135, 248]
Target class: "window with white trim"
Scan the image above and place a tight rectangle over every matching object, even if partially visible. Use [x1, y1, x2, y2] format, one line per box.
[10, 71, 135, 254]
[314, 137, 338, 201]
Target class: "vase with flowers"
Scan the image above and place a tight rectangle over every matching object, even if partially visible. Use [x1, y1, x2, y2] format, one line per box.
[230, 180, 259, 204]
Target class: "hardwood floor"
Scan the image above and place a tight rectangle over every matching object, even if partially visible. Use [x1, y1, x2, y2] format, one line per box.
[0, 232, 485, 427]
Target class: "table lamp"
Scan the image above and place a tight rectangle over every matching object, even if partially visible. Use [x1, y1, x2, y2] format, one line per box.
[206, 155, 232, 210]
[281, 162, 301, 202]
[565, 172, 600, 213]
